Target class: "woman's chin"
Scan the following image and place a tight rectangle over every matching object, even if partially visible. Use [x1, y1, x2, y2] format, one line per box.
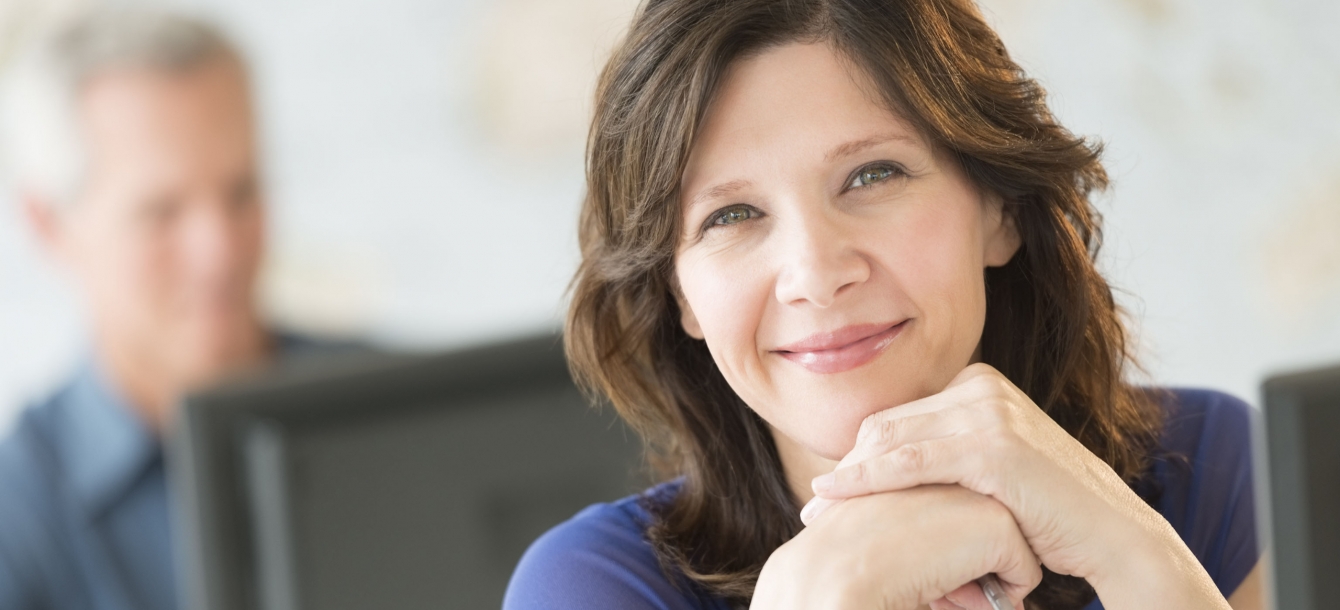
[771, 417, 866, 463]
[809, 434, 862, 462]
[753, 376, 935, 461]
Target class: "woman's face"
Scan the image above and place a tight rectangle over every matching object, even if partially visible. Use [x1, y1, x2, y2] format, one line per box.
[674, 43, 1020, 461]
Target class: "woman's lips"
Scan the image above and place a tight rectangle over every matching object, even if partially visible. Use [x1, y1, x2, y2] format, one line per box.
[773, 321, 908, 374]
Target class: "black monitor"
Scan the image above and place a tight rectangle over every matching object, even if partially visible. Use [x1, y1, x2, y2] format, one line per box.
[1260, 361, 1340, 610]
[169, 334, 647, 610]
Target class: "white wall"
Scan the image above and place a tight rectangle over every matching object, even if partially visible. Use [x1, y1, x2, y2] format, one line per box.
[0, 0, 1336, 431]
[980, 0, 1340, 399]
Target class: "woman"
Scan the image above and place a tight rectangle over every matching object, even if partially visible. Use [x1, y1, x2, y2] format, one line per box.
[505, 0, 1261, 608]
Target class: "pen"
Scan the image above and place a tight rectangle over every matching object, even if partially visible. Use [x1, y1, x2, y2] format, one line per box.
[977, 574, 1012, 610]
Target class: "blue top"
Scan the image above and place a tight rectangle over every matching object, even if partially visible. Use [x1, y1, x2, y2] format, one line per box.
[504, 388, 1259, 610]
[0, 336, 350, 610]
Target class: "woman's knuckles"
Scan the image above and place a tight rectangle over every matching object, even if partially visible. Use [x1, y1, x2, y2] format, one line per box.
[838, 460, 872, 491]
[833, 442, 934, 494]
[864, 412, 910, 449]
[788, 489, 1042, 609]
[893, 442, 932, 474]
[830, 366, 1136, 590]
[953, 362, 998, 385]
[837, 364, 1153, 601]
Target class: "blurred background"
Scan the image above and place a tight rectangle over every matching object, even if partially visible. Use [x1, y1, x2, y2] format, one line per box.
[0, 0, 1336, 431]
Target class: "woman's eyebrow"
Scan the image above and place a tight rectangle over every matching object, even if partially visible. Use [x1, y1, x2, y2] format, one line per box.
[685, 133, 916, 211]
[688, 179, 752, 211]
[824, 133, 918, 163]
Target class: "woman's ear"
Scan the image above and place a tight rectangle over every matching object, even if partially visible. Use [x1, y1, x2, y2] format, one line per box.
[983, 192, 1021, 268]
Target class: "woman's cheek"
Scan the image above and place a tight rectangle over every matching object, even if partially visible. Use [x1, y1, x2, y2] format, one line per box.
[679, 253, 773, 377]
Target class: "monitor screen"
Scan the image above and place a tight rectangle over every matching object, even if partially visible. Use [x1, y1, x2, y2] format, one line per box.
[170, 335, 647, 610]
[1261, 362, 1340, 610]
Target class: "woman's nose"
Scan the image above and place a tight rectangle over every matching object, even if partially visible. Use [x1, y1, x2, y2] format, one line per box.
[773, 211, 871, 308]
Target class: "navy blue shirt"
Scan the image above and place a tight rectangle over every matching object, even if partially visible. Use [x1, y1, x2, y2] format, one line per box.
[504, 389, 1259, 609]
[0, 337, 351, 610]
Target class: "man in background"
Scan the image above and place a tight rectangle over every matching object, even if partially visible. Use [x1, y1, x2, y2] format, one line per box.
[0, 8, 323, 609]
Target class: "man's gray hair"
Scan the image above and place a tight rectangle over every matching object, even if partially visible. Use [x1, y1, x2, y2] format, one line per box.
[0, 7, 241, 206]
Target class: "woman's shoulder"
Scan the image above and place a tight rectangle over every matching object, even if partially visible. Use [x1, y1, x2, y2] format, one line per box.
[1155, 387, 1254, 453]
[1147, 387, 1256, 522]
[503, 479, 728, 610]
[1145, 387, 1259, 598]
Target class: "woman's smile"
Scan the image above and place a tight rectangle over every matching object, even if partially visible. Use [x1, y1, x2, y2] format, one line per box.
[542, 0, 1264, 606]
[668, 42, 1016, 461]
[772, 320, 909, 374]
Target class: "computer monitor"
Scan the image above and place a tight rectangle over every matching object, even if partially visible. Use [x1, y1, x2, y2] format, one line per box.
[169, 334, 647, 610]
[1260, 361, 1340, 610]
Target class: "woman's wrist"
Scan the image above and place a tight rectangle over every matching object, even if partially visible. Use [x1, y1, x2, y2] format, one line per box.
[1086, 509, 1231, 610]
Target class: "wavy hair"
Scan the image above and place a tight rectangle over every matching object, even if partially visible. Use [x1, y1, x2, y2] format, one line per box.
[566, 0, 1163, 607]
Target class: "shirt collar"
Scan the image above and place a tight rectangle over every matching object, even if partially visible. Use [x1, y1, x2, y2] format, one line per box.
[58, 357, 160, 519]
[55, 333, 334, 517]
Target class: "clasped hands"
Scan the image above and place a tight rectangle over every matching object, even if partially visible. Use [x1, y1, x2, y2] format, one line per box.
[752, 364, 1176, 610]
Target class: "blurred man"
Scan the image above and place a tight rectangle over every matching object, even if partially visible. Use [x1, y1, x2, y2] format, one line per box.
[0, 9, 320, 609]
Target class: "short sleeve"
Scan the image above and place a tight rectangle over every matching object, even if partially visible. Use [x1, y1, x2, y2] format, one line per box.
[1153, 389, 1261, 597]
[502, 500, 719, 610]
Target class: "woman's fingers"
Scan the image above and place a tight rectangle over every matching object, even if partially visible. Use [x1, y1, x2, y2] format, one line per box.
[931, 578, 1030, 610]
[937, 583, 988, 610]
[814, 434, 991, 500]
[977, 523, 1042, 610]
[849, 401, 968, 463]
[804, 397, 969, 517]
[801, 436, 961, 524]
[797, 388, 992, 527]
[947, 490, 1042, 610]
[798, 496, 840, 525]
[834, 365, 1018, 478]
[801, 434, 1011, 525]
[789, 486, 1043, 609]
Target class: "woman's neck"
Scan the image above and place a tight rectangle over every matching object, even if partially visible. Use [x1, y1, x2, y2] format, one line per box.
[769, 424, 840, 508]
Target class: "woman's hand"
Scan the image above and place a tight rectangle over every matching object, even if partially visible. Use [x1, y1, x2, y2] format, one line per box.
[752, 484, 1041, 610]
[802, 364, 1231, 609]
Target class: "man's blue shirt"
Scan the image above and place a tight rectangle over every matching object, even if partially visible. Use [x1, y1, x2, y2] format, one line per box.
[0, 337, 350, 610]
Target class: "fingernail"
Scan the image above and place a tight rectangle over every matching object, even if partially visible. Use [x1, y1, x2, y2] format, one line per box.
[811, 473, 835, 494]
[799, 497, 822, 525]
[800, 497, 839, 525]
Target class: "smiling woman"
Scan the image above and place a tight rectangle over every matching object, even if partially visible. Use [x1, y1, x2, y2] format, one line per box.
[503, 1, 1262, 609]
[673, 47, 1024, 464]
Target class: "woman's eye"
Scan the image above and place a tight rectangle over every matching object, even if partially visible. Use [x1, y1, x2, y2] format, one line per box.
[848, 164, 900, 189]
[709, 205, 757, 227]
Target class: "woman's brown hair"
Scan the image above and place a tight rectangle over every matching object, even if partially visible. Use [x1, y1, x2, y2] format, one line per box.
[566, 0, 1164, 607]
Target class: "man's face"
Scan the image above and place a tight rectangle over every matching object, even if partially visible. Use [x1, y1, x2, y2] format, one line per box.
[50, 58, 266, 386]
